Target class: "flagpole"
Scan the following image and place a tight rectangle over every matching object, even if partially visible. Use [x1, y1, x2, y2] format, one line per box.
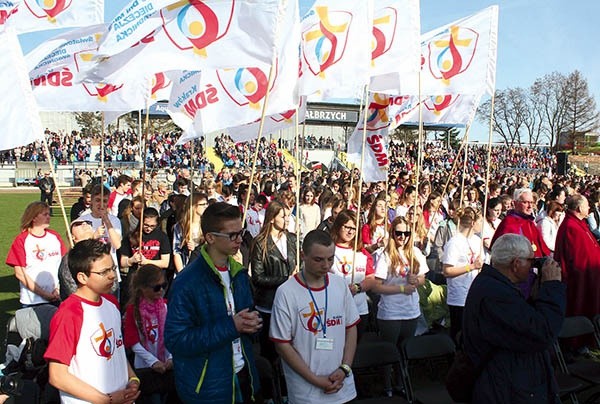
[459, 125, 471, 207]
[242, 62, 277, 225]
[351, 84, 370, 285]
[100, 112, 105, 208]
[188, 139, 195, 254]
[481, 93, 496, 257]
[294, 107, 301, 272]
[347, 88, 368, 210]
[411, 72, 424, 259]
[138, 95, 151, 249]
[42, 138, 72, 247]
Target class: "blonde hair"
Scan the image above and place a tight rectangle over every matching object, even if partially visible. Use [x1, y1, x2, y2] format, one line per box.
[386, 216, 419, 276]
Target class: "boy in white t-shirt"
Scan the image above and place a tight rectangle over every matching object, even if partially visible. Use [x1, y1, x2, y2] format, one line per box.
[270, 230, 360, 404]
[45, 240, 140, 404]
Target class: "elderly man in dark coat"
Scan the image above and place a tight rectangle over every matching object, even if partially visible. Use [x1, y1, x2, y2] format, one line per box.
[463, 234, 565, 403]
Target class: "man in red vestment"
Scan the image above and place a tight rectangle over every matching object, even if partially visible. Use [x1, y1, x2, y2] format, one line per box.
[491, 188, 551, 297]
[555, 194, 600, 319]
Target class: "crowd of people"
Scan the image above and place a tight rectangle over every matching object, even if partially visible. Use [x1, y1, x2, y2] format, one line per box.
[4, 131, 600, 403]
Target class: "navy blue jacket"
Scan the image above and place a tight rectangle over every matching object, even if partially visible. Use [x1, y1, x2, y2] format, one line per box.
[463, 265, 565, 403]
[165, 245, 260, 403]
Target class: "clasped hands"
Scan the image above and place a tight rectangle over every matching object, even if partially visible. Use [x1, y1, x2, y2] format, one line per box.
[233, 308, 263, 334]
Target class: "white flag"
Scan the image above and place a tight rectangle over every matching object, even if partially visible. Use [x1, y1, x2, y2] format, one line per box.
[0, 29, 43, 150]
[170, 0, 300, 141]
[227, 97, 307, 143]
[346, 93, 390, 183]
[389, 93, 481, 128]
[299, 0, 372, 100]
[419, 5, 498, 96]
[98, 0, 280, 72]
[5, 0, 103, 34]
[369, 0, 420, 94]
[27, 25, 150, 112]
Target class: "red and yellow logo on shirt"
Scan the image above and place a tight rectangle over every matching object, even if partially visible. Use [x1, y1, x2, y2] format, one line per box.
[91, 322, 122, 360]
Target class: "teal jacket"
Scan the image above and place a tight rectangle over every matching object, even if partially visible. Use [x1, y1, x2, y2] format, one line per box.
[165, 246, 260, 403]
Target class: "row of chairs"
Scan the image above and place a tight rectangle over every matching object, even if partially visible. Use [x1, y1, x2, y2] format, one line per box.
[554, 315, 600, 404]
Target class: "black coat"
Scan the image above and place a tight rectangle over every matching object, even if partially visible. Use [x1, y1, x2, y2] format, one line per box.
[463, 265, 566, 403]
[250, 232, 297, 310]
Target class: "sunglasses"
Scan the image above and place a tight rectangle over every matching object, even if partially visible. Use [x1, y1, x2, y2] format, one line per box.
[394, 230, 411, 238]
[72, 220, 92, 229]
[152, 282, 168, 292]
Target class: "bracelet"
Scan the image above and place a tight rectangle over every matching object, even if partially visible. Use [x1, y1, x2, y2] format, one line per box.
[128, 376, 141, 386]
[107, 393, 113, 404]
[353, 283, 362, 294]
[465, 264, 471, 273]
[399, 285, 405, 293]
[339, 363, 352, 377]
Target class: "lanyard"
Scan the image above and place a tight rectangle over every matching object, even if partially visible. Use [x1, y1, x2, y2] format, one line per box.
[301, 272, 328, 338]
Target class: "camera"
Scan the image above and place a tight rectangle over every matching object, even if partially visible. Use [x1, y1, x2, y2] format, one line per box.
[0, 373, 23, 396]
[532, 257, 548, 270]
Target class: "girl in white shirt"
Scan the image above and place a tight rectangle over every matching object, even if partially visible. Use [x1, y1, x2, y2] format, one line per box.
[442, 206, 483, 342]
[373, 216, 429, 349]
[537, 200, 564, 254]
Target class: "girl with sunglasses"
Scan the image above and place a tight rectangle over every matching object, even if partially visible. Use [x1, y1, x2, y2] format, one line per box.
[372, 217, 429, 350]
[123, 264, 179, 403]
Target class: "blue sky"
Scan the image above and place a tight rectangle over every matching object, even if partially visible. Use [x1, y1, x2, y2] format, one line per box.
[18, 0, 600, 142]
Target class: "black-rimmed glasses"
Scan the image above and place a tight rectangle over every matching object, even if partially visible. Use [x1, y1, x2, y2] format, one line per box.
[394, 230, 411, 238]
[152, 282, 168, 292]
[210, 229, 246, 241]
[89, 265, 117, 277]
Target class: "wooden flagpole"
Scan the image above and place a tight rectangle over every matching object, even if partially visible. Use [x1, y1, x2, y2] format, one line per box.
[480, 93, 496, 257]
[42, 138, 72, 247]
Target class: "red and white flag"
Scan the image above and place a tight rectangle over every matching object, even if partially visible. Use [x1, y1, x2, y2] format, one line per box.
[26, 24, 150, 112]
[346, 92, 390, 183]
[0, 28, 43, 150]
[226, 97, 307, 143]
[389, 93, 481, 128]
[369, 0, 420, 94]
[419, 5, 498, 97]
[299, 0, 372, 100]
[98, 0, 281, 72]
[3, 0, 103, 34]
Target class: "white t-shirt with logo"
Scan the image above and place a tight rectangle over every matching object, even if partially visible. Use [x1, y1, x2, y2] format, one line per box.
[375, 247, 429, 321]
[44, 294, 129, 404]
[270, 274, 360, 404]
[79, 213, 122, 281]
[245, 207, 265, 238]
[330, 245, 374, 315]
[441, 233, 481, 307]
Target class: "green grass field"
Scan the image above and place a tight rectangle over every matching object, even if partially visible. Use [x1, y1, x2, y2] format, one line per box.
[0, 192, 73, 356]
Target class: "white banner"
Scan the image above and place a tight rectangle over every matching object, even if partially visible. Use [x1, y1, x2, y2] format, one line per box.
[98, 0, 280, 73]
[389, 93, 481, 128]
[419, 5, 498, 96]
[0, 28, 43, 150]
[4, 0, 103, 34]
[27, 25, 150, 111]
[299, 0, 372, 100]
[346, 93, 390, 183]
[227, 96, 306, 142]
[369, 0, 420, 94]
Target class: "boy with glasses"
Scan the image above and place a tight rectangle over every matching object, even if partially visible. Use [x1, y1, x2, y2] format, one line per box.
[120, 208, 171, 272]
[165, 202, 263, 403]
[45, 240, 141, 403]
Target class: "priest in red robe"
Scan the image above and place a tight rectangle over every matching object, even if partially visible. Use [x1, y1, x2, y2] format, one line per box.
[555, 194, 600, 319]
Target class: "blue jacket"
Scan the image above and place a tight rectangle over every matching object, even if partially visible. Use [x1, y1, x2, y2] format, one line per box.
[165, 246, 260, 403]
[463, 265, 565, 404]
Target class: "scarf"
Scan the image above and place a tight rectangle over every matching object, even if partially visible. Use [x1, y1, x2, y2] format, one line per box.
[138, 297, 167, 362]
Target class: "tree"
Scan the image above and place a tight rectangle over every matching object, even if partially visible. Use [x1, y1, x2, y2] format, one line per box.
[437, 127, 461, 149]
[74, 112, 102, 136]
[530, 71, 570, 150]
[562, 70, 600, 150]
[477, 88, 527, 147]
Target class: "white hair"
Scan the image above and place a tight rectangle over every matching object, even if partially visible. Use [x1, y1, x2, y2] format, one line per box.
[513, 187, 532, 202]
[491, 234, 532, 268]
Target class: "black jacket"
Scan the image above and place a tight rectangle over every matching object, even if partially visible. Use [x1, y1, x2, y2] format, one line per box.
[463, 265, 565, 403]
[250, 232, 297, 310]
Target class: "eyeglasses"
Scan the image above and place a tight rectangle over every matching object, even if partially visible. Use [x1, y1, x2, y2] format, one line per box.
[394, 230, 411, 238]
[342, 225, 357, 233]
[72, 220, 92, 229]
[210, 229, 246, 241]
[152, 282, 168, 292]
[89, 265, 117, 277]
[142, 222, 158, 230]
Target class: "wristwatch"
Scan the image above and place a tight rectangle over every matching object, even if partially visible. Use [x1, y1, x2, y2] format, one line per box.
[339, 363, 352, 378]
